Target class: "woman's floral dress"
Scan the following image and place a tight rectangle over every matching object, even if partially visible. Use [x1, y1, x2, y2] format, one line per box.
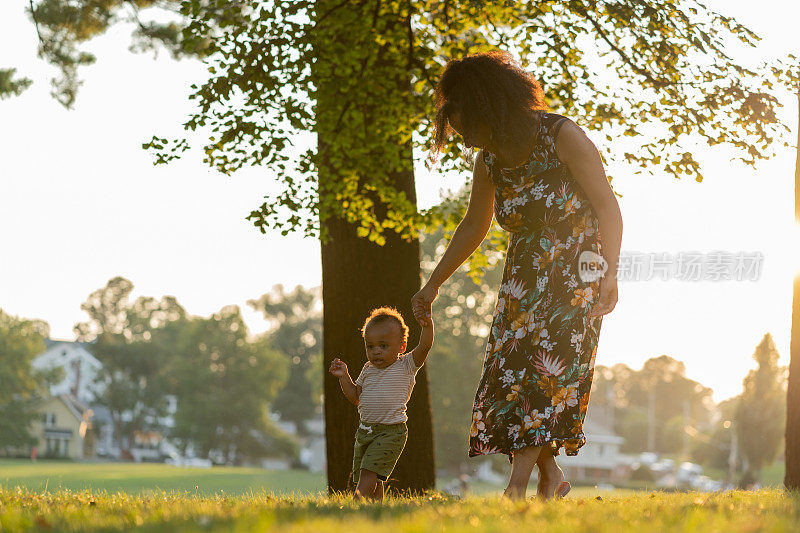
[468, 112, 605, 463]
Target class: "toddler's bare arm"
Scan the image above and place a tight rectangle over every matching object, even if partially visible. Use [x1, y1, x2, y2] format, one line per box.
[339, 374, 360, 406]
[329, 357, 360, 406]
[411, 317, 434, 367]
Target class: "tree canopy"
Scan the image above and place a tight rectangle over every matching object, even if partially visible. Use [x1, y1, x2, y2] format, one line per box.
[735, 333, 786, 484]
[164, 305, 293, 463]
[14, 1, 799, 250]
[73, 277, 293, 463]
[249, 285, 323, 434]
[592, 355, 715, 454]
[73, 277, 187, 450]
[0, 309, 62, 453]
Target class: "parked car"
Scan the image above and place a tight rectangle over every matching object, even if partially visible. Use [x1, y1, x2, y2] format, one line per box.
[637, 452, 659, 465]
[165, 454, 212, 468]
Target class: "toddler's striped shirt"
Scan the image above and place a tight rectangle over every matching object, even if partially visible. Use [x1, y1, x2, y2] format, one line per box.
[355, 353, 423, 424]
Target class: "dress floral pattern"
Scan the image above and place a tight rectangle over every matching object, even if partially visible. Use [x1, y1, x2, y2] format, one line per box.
[468, 112, 605, 463]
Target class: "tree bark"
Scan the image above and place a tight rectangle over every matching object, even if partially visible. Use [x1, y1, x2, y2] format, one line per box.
[315, 1, 435, 494]
[786, 89, 800, 490]
[320, 188, 435, 494]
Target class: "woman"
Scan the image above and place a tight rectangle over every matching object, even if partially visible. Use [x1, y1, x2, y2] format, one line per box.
[412, 51, 622, 501]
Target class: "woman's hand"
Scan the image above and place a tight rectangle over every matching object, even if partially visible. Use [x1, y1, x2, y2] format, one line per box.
[412, 284, 439, 327]
[588, 274, 618, 317]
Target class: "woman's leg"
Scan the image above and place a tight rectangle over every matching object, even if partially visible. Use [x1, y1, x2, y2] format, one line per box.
[503, 445, 541, 500]
[535, 446, 566, 500]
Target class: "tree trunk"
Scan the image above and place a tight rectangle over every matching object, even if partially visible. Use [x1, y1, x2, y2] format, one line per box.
[315, 1, 435, 494]
[786, 89, 800, 490]
[321, 198, 435, 494]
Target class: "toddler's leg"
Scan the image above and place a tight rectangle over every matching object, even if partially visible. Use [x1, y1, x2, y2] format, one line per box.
[354, 469, 378, 501]
[373, 479, 384, 501]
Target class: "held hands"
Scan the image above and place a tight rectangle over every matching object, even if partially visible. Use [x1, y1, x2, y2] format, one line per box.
[411, 284, 439, 327]
[588, 273, 618, 317]
[328, 357, 349, 378]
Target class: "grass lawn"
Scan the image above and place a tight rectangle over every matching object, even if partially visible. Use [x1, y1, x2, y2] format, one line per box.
[0, 488, 797, 532]
[0, 460, 326, 497]
[761, 462, 786, 486]
[0, 460, 638, 499]
[704, 461, 785, 488]
[2, 461, 797, 531]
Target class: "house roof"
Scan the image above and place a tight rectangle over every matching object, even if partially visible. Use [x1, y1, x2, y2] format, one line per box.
[36, 339, 103, 369]
[581, 409, 625, 443]
[54, 393, 91, 422]
[44, 338, 95, 350]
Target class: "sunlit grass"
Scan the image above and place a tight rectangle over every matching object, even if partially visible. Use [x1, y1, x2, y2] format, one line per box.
[0, 487, 798, 532]
[2, 461, 797, 532]
[0, 459, 641, 499]
[0, 460, 325, 496]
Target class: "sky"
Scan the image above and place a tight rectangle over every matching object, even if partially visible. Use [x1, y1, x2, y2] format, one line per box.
[1, 1, 799, 403]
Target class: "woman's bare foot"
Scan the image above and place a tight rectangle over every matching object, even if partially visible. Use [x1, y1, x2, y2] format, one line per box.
[503, 445, 541, 501]
[554, 481, 571, 499]
[535, 446, 571, 501]
[502, 483, 527, 501]
[536, 465, 568, 500]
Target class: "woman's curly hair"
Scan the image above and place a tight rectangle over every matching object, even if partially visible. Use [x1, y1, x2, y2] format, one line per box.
[360, 306, 409, 344]
[429, 50, 548, 165]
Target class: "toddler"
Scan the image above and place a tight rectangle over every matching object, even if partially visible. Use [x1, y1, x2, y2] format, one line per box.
[328, 305, 434, 501]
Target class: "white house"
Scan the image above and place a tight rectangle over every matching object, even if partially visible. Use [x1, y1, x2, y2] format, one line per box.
[556, 407, 630, 484]
[273, 413, 326, 473]
[32, 339, 180, 461]
[32, 339, 104, 404]
[302, 416, 326, 473]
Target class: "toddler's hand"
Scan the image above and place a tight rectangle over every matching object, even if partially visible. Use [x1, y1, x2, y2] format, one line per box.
[328, 357, 348, 378]
[412, 284, 438, 327]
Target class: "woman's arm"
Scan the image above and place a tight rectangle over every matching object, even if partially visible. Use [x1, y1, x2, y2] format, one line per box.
[412, 151, 496, 325]
[554, 120, 622, 316]
[428, 150, 496, 288]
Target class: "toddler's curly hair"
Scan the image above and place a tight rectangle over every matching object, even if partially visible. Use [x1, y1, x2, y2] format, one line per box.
[360, 306, 409, 344]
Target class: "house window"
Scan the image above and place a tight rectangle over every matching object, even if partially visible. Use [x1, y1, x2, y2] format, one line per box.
[43, 413, 56, 426]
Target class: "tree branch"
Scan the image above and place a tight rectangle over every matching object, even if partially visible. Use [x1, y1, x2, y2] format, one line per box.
[28, 0, 43, 44]
[406, 0, 414, 73]
[573, 4, 670, 89]
[314, 0, 354, 30]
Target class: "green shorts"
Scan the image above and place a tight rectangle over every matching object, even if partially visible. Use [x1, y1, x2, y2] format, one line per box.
[352, 420, 408, 483]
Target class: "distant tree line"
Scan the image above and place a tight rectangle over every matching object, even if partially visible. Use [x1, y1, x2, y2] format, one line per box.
[0, 258, 787, 484]
[0, 188, 788, 480]
[0, 310, 61, 455]
[69, 277, 296, 464]
[0, 278, 315, 465]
